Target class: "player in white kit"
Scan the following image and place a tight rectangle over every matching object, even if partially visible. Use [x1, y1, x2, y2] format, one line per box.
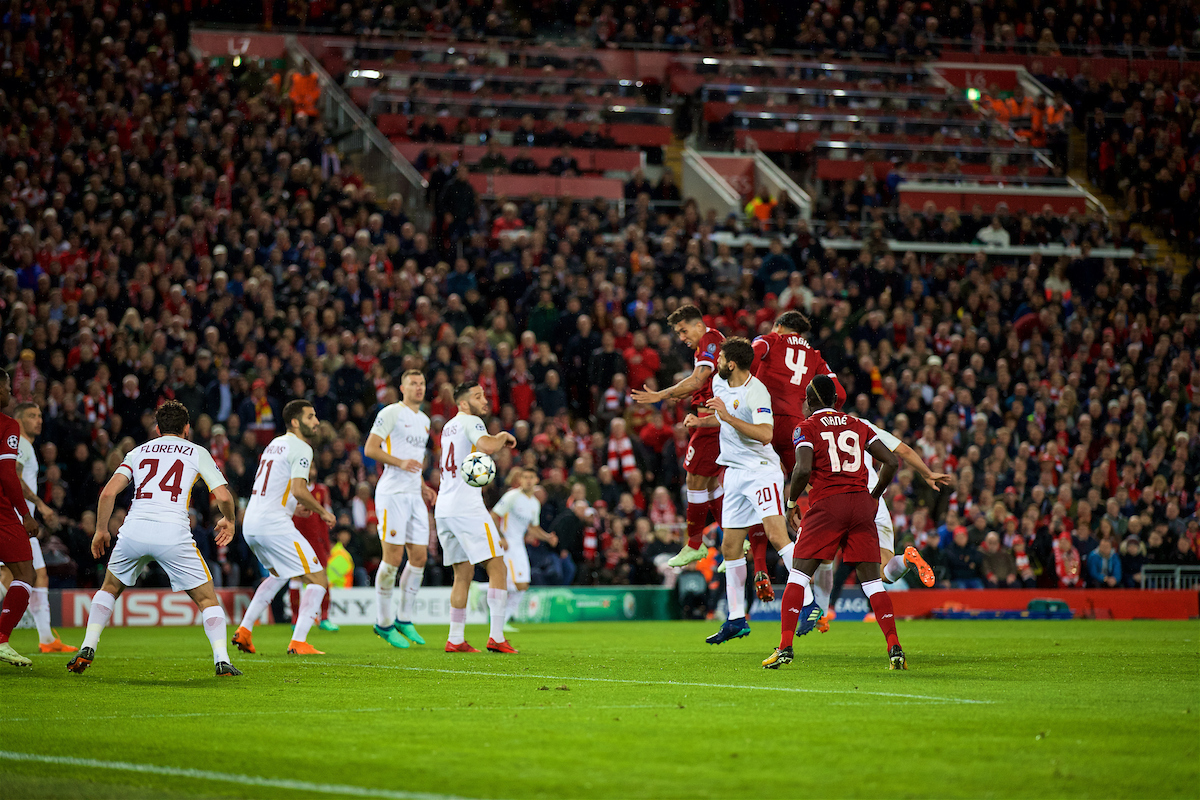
[67, 401, 241, 676]
[491, 468, 549, 632]
[366, 369, 436, 649]
[0, 403, 75, 652]
[435, 382, 518, 654]
[684, 338, 797, 646]
[233, 400, 337, 656]
[808, 420, 952, 621]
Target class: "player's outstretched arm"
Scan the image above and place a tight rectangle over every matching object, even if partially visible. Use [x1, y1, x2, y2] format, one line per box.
[290, 478, 336, 526]
[683, 413, 719, 428]
[894, 440, 953, 488]
[632, 364, 712, 404]
[19, 475, 53, 518]
[867, 440, 899, 500]
[93, 472, 131, 557]
[364, 433, 422, 472]
[474, 431, 517, 455]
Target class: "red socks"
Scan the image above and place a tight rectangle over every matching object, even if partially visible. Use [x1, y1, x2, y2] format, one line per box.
[321, 588, 331, 621]
[685, 488, 709, 550]
[748, 525, 768, 574]
[292, 584, 332, 621]
[778, 582, 804, 649]
[868, 589, 900, 651]
[0, 580, 31, 644]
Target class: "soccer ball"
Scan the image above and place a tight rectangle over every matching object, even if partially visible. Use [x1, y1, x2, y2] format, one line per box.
[461, 451, 496, 488]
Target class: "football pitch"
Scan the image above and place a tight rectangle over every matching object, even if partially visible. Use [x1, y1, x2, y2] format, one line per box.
[1, 619, 1197, 800]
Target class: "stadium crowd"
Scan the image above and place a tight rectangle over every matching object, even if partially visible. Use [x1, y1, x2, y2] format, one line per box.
[2, 0, 1200, 605]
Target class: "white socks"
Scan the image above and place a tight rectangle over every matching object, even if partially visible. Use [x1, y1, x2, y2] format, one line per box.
[240, 575, 287, 631]
[813, 562, 835, 609]
[777, 542, 795, 563]
[861, 578, 885, 598]
[30, 586, 54, 644]
[786, 570, 815, 606]
[82, 590, 116, 651]
[375, 561, 399, 627]
[397, 563, 425, 622]
[883, 554, 908, 583]
[505, 589, 522, 625]
[202, 606, 230, 664]
[725, 558, 747, 620]
[291, 584, 326, 643]
[487, 587, 507, 642]
[448, 606, 466, 644]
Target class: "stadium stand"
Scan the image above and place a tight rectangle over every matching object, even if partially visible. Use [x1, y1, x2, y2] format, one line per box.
[4, 0, 1200, 605]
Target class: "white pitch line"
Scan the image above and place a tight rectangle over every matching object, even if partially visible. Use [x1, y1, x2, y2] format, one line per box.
[0, 751, 486, 800]
[331, 663, 994, 705]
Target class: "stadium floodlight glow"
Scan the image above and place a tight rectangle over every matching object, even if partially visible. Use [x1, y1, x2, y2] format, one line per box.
[658, 108, 671, 114]
[350, 70, 381, 79]
[232, 56, 241, 67]
[611, 105, 627, 112]
[703, 58, 719, 65]
[966, 88, 982, 102]
[619, 80, 632, 86]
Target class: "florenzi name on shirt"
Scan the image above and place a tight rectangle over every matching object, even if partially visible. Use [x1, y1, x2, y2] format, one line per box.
[144, 444, 195, 455]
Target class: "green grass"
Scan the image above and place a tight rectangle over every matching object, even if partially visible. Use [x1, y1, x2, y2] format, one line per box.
[1, 619, 1197, 800]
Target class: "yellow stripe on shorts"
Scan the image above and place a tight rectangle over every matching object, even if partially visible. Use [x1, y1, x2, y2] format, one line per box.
[294, 541, 314, 574]
[484, 523, 497, 558]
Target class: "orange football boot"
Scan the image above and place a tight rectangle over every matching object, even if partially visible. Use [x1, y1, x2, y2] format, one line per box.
[445, 641, 481, 653]
[487, 638, 519, 654]
[904, 545, 936, 587]
[39, 632, 77, 653]
[753, 571, 775, 602]
[232, 626, 256, 654]
[287, 640, 325, 655]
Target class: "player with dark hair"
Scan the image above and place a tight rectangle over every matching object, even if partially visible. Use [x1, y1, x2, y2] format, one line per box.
[633, 304, 725, 567]
[743, 311, 846, 602]
[68, 401, 241, 676]
[763, 375, 907, 670]
[234, 399, 337, 656]
[0, 370, 39, 666]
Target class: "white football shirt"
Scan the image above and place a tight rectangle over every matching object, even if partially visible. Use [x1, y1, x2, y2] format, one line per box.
[493, 489, 541, 543]
[115, 436, 227, 540]
[16, 437, 37, 515]
[244, 433, 314, 528]
[371, 402, 430, 496]
[863, 420, 902, 493]
[712, 374, 780, 472]
[434, 412, 488, 518]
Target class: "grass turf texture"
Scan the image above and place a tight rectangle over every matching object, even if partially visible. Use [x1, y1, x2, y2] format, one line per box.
[1, 620, 1196, 800]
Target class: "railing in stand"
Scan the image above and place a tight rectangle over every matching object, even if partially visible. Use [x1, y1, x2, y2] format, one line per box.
[1141, 566, 1200, 591]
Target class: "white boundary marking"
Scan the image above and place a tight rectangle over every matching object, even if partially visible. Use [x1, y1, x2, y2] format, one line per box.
[0, 751, 484, 800]
[324, 663, 994, 705]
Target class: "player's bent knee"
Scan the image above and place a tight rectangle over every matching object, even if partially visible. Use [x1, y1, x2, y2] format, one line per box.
[407, 546, 428, 568]
[188, 583, 219, 609]
[304, 570, 329, 588]
[516, 582, 529, 591]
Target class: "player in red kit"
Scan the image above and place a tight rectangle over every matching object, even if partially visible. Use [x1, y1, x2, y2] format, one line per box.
[762, 375, 906, 671]
[632, 304, 724, 567]
[747, 311, 844, 601]
[0, 370, 39, 667]
[291, 465, 335, 631]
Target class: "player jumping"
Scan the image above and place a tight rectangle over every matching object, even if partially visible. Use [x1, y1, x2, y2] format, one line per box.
[763, 376, 905, 670]
[747, 311, 845, 601]
[689, 338, 798, 645]
[632, 305, 724, 568]
[435, 383, 518, 654]
[234, 400, 337, 656]
[366, 369, 437, 649]
[67, 401, 241, 676]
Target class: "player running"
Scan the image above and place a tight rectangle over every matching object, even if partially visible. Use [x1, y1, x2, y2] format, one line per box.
[763, 375, 906, 670]
[0, 402, 75, 653]
[632, 305, 724, 568]
[746, 311, 845, 601]
[0, 370, 40, 667]
[67, 401, 241, 676]
[366, 369, 437, 649]
[233, 400, 337, 656]
[688, 338, 799, 645]
[491, 468, 550, 633]
[435, 382, 518, 654]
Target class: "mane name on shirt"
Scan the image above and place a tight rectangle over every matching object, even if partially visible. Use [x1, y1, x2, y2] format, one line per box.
[818, 415, 849, 426]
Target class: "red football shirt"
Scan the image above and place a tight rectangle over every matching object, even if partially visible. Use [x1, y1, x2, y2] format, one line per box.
[690, 327, 724, 408]
[793, 410, 880, 507]
[752, 332, 836, 419]
[0, 414, 26, 529]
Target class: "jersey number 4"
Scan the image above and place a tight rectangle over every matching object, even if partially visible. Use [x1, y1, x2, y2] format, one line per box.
[785, 348, 808, 386]
[135, 459, 187, 502]
[443, 443, 457, 478]
[819, 431, 862, 473]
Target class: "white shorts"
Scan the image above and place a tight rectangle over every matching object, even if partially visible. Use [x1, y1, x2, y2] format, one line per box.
[876, 498, 894, 552]
[244, 520, 323, 579]
[107, 529, 212, 592]
[377, 493, 430, 546]
[31, 538, 44, 571]
[504, 542, 531, 584]
[435, 514, 502, 566]
[721, 466, 785, 530]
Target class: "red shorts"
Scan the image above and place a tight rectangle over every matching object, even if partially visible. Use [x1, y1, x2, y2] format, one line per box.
[294, 518, 331, 567]
[772, 414, 803, 476]
[796, 491, 879, 563]
[683, 426, 721, 478]
[0, 524, 33, 564]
